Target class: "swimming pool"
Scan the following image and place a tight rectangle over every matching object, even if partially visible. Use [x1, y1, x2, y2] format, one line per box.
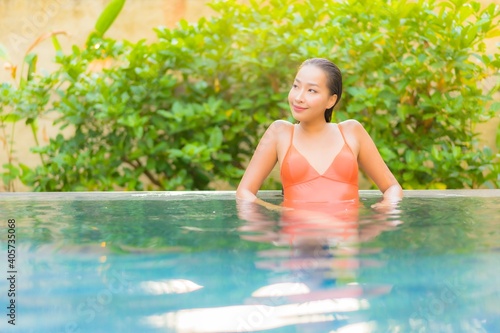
[0, 190, 499, 332]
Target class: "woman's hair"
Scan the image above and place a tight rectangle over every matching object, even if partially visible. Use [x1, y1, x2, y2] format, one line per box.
[300, 58, 342, 123]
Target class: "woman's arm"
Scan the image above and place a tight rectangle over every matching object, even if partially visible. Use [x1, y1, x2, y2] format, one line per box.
[236, 121, 282, 203]
[343, 120, 403, 204]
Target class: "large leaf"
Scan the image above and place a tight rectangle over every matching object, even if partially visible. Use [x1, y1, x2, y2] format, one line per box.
[94, 0, 126, 37]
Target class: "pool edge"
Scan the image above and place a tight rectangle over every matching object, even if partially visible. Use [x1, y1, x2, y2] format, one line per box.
[0, 189, 499, 201]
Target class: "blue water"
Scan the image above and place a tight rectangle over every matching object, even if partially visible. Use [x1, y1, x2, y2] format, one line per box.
[0, 190, 499, 333]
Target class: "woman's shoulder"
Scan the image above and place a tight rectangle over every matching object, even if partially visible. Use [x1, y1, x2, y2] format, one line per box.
[267, 120, 295, 149]
[268, 120, 294, 135]
[338, 119, 368, 135]
[338, 119, 363, 129]
[337, 120, 368, 152]
[269, 119, 294, 129]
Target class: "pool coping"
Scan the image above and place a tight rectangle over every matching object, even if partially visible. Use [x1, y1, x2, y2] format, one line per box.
[0, 189, 499, 201]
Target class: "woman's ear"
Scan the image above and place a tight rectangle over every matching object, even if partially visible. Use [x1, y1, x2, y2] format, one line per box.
[327, 94, 338, 109]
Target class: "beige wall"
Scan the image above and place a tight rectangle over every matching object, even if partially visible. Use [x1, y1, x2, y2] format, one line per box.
[0, 0, 215, 82]
[0, 0, 498, 191]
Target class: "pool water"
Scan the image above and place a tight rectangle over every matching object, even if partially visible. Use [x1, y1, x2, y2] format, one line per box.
[0, 190, 499, 333]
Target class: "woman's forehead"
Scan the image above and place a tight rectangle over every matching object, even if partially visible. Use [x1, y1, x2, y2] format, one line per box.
[295, 65, 328, 86]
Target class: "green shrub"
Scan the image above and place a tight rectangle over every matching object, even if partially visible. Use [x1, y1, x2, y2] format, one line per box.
[1, 0, 499, 191]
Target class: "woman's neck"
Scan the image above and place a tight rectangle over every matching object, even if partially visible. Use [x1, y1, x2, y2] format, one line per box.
[297, 120, 331, 134]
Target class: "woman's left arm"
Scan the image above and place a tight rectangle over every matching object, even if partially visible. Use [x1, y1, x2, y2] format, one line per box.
[344, 120, 403, 204]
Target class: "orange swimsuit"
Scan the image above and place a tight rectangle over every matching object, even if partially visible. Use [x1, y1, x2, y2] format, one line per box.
[279, 124, 360, 242]
[280, 124, 359, 204]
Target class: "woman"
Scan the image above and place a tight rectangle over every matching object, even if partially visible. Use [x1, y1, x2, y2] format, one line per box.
[236, 58, 403, 209]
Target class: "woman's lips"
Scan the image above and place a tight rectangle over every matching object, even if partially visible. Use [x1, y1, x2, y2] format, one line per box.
[292, 105, 307, 113]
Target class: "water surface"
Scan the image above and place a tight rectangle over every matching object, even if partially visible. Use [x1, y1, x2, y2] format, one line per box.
[0, 190, 499, 333]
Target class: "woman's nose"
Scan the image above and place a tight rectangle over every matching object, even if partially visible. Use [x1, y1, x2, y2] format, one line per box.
[294, 90, 304, 102]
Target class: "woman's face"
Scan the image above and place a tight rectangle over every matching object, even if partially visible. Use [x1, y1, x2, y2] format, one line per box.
[288, 65, 337, 123]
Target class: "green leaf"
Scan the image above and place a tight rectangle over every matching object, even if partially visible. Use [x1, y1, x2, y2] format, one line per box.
[0, 113, 21, 123]
[52, 35, 63, 53]
[486, 28, 500, 39]
[490, 102, 500, 112]
[94, 0, 126, 38]
[24, 52, 38, 82]
[470, 1, 481, 13]
[431, 146, 442, 161]
[461, 25, 479, 47]
[209, 127, 223, 148]
[157, 110, 175, 119]
[0, 44, 8, 60]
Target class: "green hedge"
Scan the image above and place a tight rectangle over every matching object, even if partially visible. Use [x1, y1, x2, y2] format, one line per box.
[1, 0, 499, 191]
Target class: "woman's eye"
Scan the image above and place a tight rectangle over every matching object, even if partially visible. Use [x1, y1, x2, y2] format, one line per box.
[309, 89, 317, 93]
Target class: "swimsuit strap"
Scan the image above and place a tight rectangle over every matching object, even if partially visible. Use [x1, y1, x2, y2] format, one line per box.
[281, 124, 295, 196]
[288, 123, 347, 153]
[338, 123, 356, 156]
[283, 124, 295, 158]
[289, 124, 295, 146]
[337, 123, 347, 144]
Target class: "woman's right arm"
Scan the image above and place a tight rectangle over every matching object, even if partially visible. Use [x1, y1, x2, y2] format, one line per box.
[236, 121, 281, 202]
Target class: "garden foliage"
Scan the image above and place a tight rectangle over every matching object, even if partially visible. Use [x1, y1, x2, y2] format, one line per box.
[1, 0, 499, 191]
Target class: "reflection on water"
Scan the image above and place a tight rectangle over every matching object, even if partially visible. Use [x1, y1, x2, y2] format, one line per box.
[0, 191, 499, 332]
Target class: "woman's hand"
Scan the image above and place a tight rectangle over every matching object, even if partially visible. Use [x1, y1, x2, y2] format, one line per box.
[371, 184, 403, 213]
